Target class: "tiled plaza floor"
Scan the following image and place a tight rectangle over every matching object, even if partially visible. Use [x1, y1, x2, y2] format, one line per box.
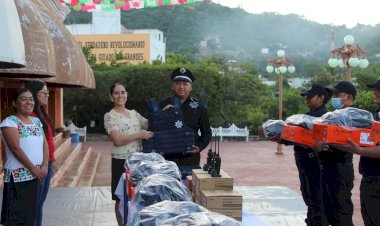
[0, 139, 363, 225]
[84, 139, 363, 226]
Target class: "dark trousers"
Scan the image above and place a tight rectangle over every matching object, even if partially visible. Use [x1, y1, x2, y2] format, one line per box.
[111, 158, 125, 201]
[321, 162, 354, 226]
[1, 177, 40, 226]
[36, 161, 53, 226]
[294, 151, 328, 226]
[360, 175, 380, 226]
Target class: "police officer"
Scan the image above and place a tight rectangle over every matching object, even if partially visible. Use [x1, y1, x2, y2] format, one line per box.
[296, 84, 330, 226]
[317, 81, 356, 226]
[332, 78, 380, 225]
[160, 67, 212, 177]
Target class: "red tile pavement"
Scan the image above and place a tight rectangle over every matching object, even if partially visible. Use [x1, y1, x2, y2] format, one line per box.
[84, 140, 363, 226]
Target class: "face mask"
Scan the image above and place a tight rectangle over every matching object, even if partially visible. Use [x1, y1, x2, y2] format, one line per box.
[331, 98, 342, 109]
[331, 95, 347, 109]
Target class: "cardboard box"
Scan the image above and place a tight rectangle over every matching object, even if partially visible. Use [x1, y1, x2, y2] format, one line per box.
[201, 190, 242, 208]
[186, 175, 192, 191]
[201, 190, 242, 221]
[280, 125, 315, 147]
[194, 170, 234, 200]
[312, 123, 375, 147]
[370, 120, 380, 145]
[192, 168, 209, 182]
[207, 208, 242, 221]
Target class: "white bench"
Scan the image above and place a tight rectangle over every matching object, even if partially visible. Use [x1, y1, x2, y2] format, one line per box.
[67, 123, 87, 142]
[211, 123, 249, 142]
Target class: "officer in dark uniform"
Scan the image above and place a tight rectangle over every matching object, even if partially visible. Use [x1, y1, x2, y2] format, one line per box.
[317, 81, 356, 226]
[296, 84, 330, 226]
[333, 79, 380, 225]
[160, 67, 212, 177]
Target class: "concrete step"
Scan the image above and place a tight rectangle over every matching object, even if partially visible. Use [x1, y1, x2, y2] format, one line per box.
[53, 138, 73, 172]
[53, 132, 63, 149]
[55, 147, 94, 187]
[92, 152, 111, 187]
[51, 142, 82, 187]
[77, 152, 101, 187]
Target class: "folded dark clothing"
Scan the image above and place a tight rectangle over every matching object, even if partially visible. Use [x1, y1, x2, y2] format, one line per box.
[262, 119, 285, 138]
[318, 107, 373, 128]
[285, 114, 317, 130]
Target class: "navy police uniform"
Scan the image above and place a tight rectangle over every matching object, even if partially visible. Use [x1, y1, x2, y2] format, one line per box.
[160, 68, 212, 175]
[295, 84, 329, 226]
[358, 80, 380, 226]
[318, 81, 356, 226]
[318, 144, 354, 226]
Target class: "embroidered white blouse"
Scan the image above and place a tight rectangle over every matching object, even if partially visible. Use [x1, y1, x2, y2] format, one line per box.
[104, 109, 145, 159]
[0, 116, 44, 183]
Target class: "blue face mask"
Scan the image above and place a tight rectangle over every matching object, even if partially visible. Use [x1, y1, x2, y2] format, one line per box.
[331, 96, 347, 109]
[331, 98, 342, 109]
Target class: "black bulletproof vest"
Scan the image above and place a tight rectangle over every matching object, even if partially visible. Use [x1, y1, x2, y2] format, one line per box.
[142, 97, 195, 153]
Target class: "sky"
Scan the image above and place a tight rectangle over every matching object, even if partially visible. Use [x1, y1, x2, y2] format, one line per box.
[215, 0, 380, 28]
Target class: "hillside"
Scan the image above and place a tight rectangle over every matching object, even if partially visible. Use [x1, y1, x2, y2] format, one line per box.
[64, 2, 380, 71]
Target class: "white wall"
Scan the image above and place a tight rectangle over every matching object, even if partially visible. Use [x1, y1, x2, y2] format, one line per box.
[131, 29, 166, 63]
[65, 11, 166, 64]
[92, 10, 121, 34]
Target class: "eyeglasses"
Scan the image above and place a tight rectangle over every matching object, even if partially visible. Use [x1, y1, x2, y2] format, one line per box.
[38, 91, 49, 96]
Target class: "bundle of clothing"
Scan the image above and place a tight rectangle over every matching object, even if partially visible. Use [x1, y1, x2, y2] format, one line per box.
[131, 174, 192, 211]
[129, 201, 208, 226]
[125, 152, 166, 172]
[262, 107, 374, 139]
[129, 160, 181, 187]
[262, 120, 286, 138]
[155, 212, 242, 226]
[316, 107, 373, 128]
[285, 114, 317, 130]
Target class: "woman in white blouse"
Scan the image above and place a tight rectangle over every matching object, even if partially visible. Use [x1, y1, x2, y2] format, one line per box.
[104, 83, 152, 225]
[0, 88, 48, 225]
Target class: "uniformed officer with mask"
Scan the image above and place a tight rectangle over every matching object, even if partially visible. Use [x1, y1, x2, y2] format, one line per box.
[332, 78, 380, 225]
[317, 81, 356, 226]
[296, 84, 330, 226]
[160, 67, 212, 178]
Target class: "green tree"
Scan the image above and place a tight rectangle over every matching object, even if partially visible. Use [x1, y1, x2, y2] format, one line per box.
[81, 46, 96, 65]
[282, 88, 308, 118]
[356, 90, 377, 113]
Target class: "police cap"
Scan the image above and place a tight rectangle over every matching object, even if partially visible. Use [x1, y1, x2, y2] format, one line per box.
[171, 67, 195, 83]
[300, 84, 331, 97]
[328, 81, 357, 98]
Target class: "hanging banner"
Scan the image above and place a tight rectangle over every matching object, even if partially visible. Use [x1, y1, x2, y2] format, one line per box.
[59, 0, 207, 12]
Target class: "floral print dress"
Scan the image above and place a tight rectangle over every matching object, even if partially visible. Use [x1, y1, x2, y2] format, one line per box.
[104, 109, 145, 159]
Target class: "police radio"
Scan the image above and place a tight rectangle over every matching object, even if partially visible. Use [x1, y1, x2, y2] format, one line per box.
[208, 136, 217, 174]
[203, 142, 213, 171]
[211, 136, 221, 177]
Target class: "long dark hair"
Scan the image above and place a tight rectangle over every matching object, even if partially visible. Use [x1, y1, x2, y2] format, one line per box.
[25, 80, 54, 133]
